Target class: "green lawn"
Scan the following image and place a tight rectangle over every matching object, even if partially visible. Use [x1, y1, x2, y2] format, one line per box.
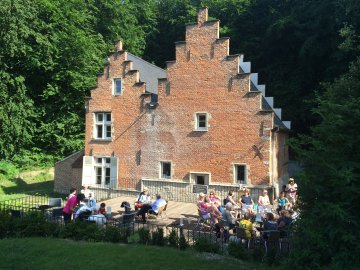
[0, 238, 278, 270]
[0, 168, 55, 201]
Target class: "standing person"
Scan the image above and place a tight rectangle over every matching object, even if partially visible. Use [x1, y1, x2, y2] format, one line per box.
[285, 178, 298, 205]
[81, 185, 94, 203]
[63, 188, 77, 223]
[136, 194, 166, 222]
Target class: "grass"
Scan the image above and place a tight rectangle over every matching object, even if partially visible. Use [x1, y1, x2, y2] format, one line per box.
[0, 168, 55, 201]
[0, 238, 278, 270]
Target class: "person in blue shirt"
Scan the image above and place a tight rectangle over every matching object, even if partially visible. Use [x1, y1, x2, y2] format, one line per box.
[136, 194, 166, 222]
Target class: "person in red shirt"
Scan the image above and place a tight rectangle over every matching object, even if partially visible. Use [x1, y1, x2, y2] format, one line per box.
[98, 203, 107, 215]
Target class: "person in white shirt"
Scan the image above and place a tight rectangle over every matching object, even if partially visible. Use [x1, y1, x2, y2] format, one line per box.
[285, 178, 298, 205]
[80, 185, 94, 204]
[258, 189, 271, 208]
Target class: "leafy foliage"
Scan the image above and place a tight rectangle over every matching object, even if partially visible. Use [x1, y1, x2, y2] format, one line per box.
[288, 58, 360, 269]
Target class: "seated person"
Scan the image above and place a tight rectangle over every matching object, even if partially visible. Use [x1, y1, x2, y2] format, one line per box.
[258, 189, 271, 209]
[240, 189, 254, 207]
[276, 191, 291, 214]
[80, 185, 94, 203]
[74, 194, 92, 221]
[136, 194, 166, 222]
[285, 178, 298, 205]
[222, 204, 237, 231]
[98, 202, 107, 215]
[277, 210, 293, 237]
[239, 212, 254, 239]
[135, 187, 151, 210]
[262, 212, 278, 239]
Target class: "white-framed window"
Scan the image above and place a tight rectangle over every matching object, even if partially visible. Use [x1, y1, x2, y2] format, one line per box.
[234, 164, 247, 184]
[195, 113, 208, 131]
[160, 161, 171, 179]
[94, 112, 112, 140]
[113, 78, 122, 95]
[82, 156, 118, 188]
[95, 157, 111, 186]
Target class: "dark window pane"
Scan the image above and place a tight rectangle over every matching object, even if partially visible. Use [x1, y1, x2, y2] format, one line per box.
[115, 79, 122, 95]
[97, 125, 103, 138]
[197, 175, 205, 185]
[105, 168, 110, 184]
[162, 162, 171, 178]
[237, 165, 245, 183]
[198, 114, 206, 128]
[97, 114, 103, 122]
[106, 125, 111, 138]
[106, 113, 111, 122]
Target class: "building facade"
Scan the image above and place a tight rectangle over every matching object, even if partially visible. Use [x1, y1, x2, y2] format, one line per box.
[55, 8, 290, 201]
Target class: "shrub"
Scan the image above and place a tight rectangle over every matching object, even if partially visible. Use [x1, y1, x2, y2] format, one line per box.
[227, 240, 249, 260]
[0, 161, 19, 180]
[151, 227, 165, 246]
[138, 228, 150, 245]
[178, 233, 188, 250]
[106, 225, 119, 243]
[194, 237, 219, 254]
[252, 246, 265, 262]
[168, 228, 179, 248]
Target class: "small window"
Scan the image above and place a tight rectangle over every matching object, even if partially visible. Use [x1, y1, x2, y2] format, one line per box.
[195, 113, 208, 131]
[114, 78, 122, 95]
[160, 162, 171, 179]
[94, 112, 112, 140]
[234, 164, 247, 184]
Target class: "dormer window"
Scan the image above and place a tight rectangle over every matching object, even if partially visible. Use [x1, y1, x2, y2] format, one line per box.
[195, 113, 208, 131]
[113, 78, 122, 96]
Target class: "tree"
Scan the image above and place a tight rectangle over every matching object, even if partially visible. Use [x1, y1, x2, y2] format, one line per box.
[288, 58, 360, 269]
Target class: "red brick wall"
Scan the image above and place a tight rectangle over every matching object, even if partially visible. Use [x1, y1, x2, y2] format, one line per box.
[84, 8, 288, 190]
[54, 150, 83, 193]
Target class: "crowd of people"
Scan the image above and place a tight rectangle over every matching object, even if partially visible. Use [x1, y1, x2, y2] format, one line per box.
[196, 178, 299, 240]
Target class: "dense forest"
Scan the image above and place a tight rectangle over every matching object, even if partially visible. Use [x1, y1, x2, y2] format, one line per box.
[1, 1, 360, 268]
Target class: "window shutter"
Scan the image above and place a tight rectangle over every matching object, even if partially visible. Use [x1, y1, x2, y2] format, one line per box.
[82, 156, 94, 185]
[109, 157, 118, 188]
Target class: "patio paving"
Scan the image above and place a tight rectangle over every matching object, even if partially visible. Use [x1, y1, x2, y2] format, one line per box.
[102, 196, 199, 227]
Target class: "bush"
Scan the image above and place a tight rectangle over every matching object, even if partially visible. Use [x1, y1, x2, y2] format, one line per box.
[151, 227, 165, 246]
[252, 246, 265, 262]
[104, 226, 123, 243]
[194, 237, 220, 254]
[168, 228, 179, 248]
[0, 161, 19, 180]
[227, 240, 249, 260]
[60, 221, 103, 242]
[178, 233, 188, 250]
[138, 228, 150, 245]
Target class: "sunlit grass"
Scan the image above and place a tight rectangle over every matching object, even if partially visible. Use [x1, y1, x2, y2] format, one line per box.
[0, 238, 278, 270]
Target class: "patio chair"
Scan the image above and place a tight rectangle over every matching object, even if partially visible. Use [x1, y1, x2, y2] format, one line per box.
[147, 201, 168, 221]
[51, 207, 64, 222]
[195, 208, 214, 231]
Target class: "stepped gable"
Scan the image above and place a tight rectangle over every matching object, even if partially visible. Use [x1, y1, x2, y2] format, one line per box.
[162, 7, 290, 130]
[89, 40, 147, 100]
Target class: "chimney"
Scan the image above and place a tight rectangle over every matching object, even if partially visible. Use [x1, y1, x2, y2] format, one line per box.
[197, 7, 208, 24]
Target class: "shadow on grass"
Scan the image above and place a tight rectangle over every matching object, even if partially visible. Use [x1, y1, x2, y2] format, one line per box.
[1, 177, 61, 197]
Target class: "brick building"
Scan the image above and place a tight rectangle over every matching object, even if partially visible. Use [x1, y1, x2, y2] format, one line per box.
[55, 8, 290, 201]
